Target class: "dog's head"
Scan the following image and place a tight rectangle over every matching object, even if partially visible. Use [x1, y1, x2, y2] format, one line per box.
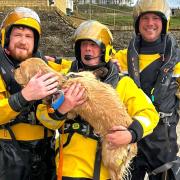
[14, 57, 66, 87]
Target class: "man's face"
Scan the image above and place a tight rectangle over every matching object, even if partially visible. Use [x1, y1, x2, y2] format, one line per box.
[139, 13, 162, 42]
[6, 26, 34, 61]
[80, 40, 101, 66]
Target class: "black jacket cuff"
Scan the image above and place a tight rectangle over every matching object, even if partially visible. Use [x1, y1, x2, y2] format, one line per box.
[8, 92, 29, 112]
[55, 56, 62, 64]
[128, 118, 143, 143]
[49, 110, 66, 121]
[128, 129, 137, 143]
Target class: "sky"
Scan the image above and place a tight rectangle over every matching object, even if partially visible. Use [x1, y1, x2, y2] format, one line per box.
[133, 0, 180, 8]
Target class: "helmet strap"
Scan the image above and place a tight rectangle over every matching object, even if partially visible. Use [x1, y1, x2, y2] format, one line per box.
[1, 28, 5, 48]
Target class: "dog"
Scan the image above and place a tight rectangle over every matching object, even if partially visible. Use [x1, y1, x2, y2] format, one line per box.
[14, 57, 137, 180]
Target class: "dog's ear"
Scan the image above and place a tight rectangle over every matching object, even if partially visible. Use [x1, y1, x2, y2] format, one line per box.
[14, 66, 27, 86]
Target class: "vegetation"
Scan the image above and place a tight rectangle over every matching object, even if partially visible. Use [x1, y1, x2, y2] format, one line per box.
[170, 16, 180, 29]
[75, 4, 180, 29]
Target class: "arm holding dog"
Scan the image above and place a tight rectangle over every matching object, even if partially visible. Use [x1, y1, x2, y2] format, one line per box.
[106, 76, 159, 147]
[0, 72, 59, 124]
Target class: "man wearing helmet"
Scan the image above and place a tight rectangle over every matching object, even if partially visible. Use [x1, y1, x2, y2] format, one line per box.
[115, 0, 180, 179]
[38, 20, 159, 180]
[0, 7, 62, 180]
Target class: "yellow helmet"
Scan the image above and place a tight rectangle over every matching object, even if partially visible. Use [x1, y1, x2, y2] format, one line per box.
[0, 7, 41, 53]
[74, 20, 113, 63]
[133, 0, 171, 34]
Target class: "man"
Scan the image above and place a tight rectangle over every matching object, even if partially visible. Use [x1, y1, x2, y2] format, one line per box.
[115, 0, 180, 179]
[0, 7, 61, 180]
[37, 20, 159, 180]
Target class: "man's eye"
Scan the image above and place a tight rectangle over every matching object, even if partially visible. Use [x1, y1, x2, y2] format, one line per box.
[26, 35, 33, 38]
[14, 34, 22, 37]
[141, 17, 148, 20]
[153, 17, 160, 20]
[91, 43, 96, 46]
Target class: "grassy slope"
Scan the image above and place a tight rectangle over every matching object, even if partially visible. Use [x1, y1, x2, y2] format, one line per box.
[75, 4, 180, 28]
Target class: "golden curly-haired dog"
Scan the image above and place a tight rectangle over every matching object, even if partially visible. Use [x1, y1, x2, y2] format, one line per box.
[14, 57, 137, 180]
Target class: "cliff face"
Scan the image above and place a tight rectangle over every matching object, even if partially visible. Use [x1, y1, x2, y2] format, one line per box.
[38, 9, 75, 57]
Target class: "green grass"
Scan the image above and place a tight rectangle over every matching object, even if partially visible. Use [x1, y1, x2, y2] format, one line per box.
[76, 4, 180, 28]
[170, 16, 180, 28]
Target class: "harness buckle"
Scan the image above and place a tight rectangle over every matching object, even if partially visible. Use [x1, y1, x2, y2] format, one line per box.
[72, 123, 80, 130]
[159, 112, 172, 126]
[63, 121, 100, 140]
[159, 112, 172, 119]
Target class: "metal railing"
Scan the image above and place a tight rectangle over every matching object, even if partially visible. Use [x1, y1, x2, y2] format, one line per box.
[75, 3, 133, 28]
[74, 3, 180, 30]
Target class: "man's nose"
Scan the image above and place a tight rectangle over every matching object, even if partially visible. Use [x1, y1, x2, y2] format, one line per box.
[147, 18, 154, 25]
[19, 36, 27, 44]
[85, 44, 91, 51]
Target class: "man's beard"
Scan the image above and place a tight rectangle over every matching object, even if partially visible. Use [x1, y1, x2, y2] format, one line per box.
[13, 51, 32, 61]
[8, 46, 33, 61]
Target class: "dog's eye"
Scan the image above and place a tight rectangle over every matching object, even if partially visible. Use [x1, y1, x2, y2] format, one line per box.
[68, 74, 82, 78]
[68, 74, 76, 78]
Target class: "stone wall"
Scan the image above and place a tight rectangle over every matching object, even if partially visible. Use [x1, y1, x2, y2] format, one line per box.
[0, 0, 48, 10]
[112, 30, 180, 50]
[0, 7, 180, 57]
[38, 9, 180, 56]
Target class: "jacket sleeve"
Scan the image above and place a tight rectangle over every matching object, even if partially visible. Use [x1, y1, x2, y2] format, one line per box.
[0, 75, 20, 125]
[172, 61, 180, 100]
[36, 104, 65, 130]
[173, 62, 180, 78]
[114, 49, 128, 74]
[116, 76, 159, 141]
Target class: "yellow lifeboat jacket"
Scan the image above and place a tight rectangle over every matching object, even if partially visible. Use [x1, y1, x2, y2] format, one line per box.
[37, 59, 159, 179]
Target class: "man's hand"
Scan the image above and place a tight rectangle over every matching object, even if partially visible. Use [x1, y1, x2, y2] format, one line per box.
[105, 125, 132, 149]
[45, 55, 55, 62]
[21, 71, 59, 101]
[57, 83, 86, 114]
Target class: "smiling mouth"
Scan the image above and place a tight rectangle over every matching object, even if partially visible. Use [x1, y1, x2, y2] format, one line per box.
[17, 48, 27, 51]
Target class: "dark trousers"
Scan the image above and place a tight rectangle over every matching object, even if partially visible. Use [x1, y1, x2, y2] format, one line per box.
[129, 155, 175, 180]
[0, 138, 56, 180]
